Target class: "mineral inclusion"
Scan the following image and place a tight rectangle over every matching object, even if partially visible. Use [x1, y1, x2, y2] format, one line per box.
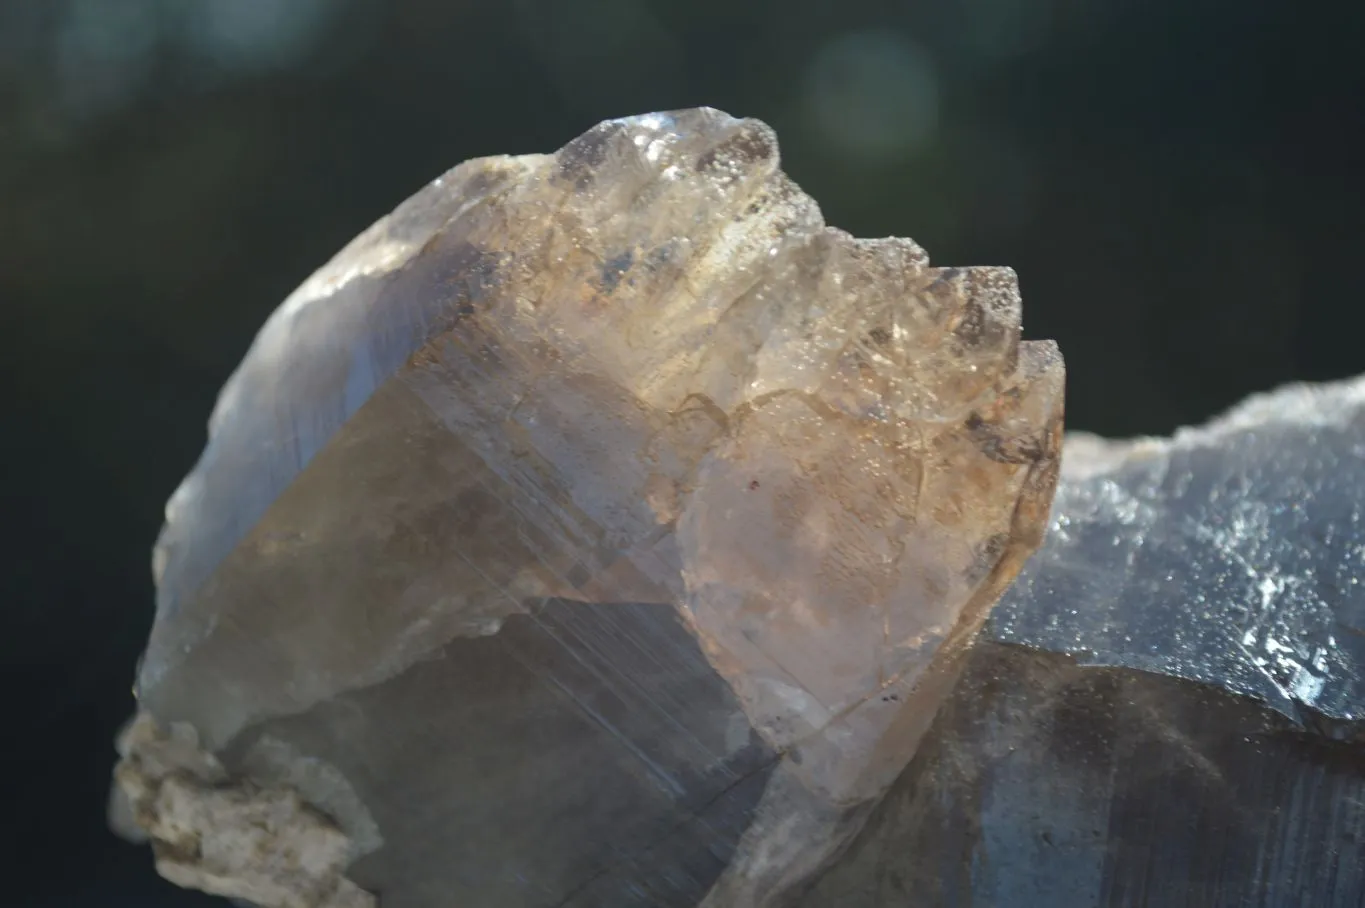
[112, 108, 1064, 907]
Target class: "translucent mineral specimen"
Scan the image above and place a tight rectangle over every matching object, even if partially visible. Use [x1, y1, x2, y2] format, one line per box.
[803, 375, 1365, 907]
[990, 377, 1365, 722]
[114, 108, 1064, 907]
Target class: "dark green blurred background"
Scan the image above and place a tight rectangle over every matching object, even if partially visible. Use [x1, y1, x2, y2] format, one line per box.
[2, 0, 1362, 905]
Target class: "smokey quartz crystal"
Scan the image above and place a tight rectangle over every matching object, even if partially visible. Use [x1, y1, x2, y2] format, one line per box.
[113, 108, 1064, 908]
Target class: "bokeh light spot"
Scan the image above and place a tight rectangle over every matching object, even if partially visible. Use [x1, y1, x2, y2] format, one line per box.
[183, 0, 334, 73]
[805, 29, 940, 161]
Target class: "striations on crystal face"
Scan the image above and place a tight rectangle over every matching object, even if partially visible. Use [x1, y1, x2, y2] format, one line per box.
[113, 108, 1065, 907]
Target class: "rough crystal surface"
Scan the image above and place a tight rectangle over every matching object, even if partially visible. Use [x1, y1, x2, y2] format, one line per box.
[113, 714, 375, 908]
[991, 377, 1365, 723]
[802, 376, 1365, 907]
[115, 108, 1064, 907]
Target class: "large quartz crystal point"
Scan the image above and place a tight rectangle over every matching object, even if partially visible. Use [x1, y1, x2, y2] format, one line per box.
[114, 108, 1064, 907]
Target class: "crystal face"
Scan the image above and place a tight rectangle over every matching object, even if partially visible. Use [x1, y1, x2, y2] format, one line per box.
[114, 108, 1064, 907]
[990, 380, 1365, 722]
[803, 376, 1365, 907]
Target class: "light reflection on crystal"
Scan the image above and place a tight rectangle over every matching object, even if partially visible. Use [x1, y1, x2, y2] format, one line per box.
[113, 108, 1064, 908]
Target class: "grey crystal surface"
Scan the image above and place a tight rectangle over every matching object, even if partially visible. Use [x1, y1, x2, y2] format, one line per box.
[990, 379, 1365, 724]
[800, 641, 1365, 908]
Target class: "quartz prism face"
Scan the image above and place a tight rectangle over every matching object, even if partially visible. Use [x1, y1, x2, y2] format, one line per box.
[119, 108, 1064, 907]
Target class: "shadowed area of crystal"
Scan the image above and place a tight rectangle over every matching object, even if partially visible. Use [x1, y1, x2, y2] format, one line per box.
[224, 601, 778, 908]
[798, 641, 1365, 908]
[116, 108, 1064, 907]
